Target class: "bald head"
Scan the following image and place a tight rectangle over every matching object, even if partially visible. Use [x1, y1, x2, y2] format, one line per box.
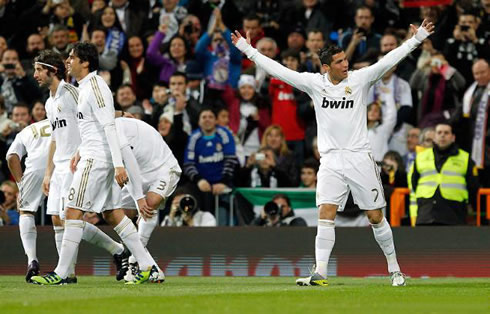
[472, 59, 489, 86]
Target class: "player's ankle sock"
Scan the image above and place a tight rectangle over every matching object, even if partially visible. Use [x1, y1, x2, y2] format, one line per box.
[114, 216, 153, 271]
[137, 214, 158, 247]
[53, 226, 65, 256]
[315, 219, 335, 278]
[371, 217, 400, 273]
[19, 214, 37, 264]
[82, 221, 124, 255]
[54, 219, 84, 279]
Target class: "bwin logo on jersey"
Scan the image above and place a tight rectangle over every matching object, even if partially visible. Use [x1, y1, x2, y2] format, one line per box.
[51, 117, 67, 130]
[321, 97, 354, 109]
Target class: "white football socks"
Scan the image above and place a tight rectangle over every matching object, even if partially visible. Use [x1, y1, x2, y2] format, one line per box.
[315, 219, 335, 278]
[114, 216, 153, 271]
[371, 217, 401, 273]
[137, 213, 158, 247]
[82, 221, 124, 255]
[54, 219, 84, 279]
[19, 214, 37, 264]
[53, 226, 64, 256]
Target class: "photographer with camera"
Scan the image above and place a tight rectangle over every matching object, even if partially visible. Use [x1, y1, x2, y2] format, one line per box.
[252, 194, 307, 227]
[443, 12, 487, 87]
[161, 188, 216, 227]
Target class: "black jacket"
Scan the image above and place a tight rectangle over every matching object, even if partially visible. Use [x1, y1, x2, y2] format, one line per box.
[411, 143, 479, 225]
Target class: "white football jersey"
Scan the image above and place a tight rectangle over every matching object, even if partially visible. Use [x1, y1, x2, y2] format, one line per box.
[76, 71, 117, 164]
[115, 118, 180, 174]
[6, 119, 52, 172]
[45, 80, 81, 172]
[249, 37, 422, 156]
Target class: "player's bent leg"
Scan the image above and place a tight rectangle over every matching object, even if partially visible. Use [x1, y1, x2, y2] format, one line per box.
[104, 209, 156, 284]
[367, 209, 406, 286]
[296, 204, 336, 287]
[19, 211, 39, 282]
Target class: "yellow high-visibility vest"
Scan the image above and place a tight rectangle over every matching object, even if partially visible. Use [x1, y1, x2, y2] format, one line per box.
[414, 148, 469, 202]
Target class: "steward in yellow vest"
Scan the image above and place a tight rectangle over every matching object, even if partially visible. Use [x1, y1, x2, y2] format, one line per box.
[409, 124, 479, 225]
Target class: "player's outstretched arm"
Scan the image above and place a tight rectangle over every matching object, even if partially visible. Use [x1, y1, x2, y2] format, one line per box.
[360, 19, 435, 85]
[231, 30, 314, 94]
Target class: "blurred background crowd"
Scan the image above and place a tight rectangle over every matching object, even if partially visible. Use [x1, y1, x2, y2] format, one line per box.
[0, 0, 488, 227]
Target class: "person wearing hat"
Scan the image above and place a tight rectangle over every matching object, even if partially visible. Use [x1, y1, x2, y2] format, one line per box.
[126, 105, 144, 120]
[185, 60, 205, 104]
[287, 25, 307, 53]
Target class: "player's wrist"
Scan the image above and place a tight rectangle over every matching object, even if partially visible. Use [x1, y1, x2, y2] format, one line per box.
[414, 27, 430, 43]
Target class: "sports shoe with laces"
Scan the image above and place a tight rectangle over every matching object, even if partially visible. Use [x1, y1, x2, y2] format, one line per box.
[296, 272, 328, 286]
[113, 248, 130, 281]
[30, 272, 66, 285]
[390, 271, 407, 286]
[125, 265, 158, 285]
[26, 260, 40, 283]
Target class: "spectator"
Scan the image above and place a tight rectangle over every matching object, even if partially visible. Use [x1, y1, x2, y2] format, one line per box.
[341, 5, 381, 64]
[300, 158, 319, 188]
[0, 180, 18, 226]
[252, 194, 307, 227]
[109, 0, 147, 38]
[223, 74, 271, 158]
[403, 127, 420, 172]
[0, 36, 7, 60]
[409, 123, 479, 225]
[31, 101, 46, 123]
[379, 33, 416, 83]
[240, 146, 288, 188]
[49, 24, 71, 56]
[380, 151, 407, 188]
[419, 127, 436, 149]
[42, 0, 84, 43]
[443, 12, 488, 87]
[410, 52, 466, 128]
[216, 106, 246, 167]
[367, 88, 397, 162]
[0, 49, 42, 112]
[126, 105, 143, 120]
[183, 108, 238, 223]
[156, 0, 188, 41]
[146, 21, 190, 84]
[161, 189, 216, 227]
[120, 35, 157, 100]
[195, 8, 242, 89]
[187, 0, 243, 33]
[451, 59, 490, 187]
[178, 14, 202, 53]
[115, 84, 139, 112]
[240, 13, 265, 70]
[145, 81, 170, 126]
[249, 0, 283, 42]
[92, 6, 126, 56]
[89, 28, 118, 71]
[368, 53, 413, 156]
[185, 60, 205, 104]
[159, 109, 189, 170]
[21, 34, 46, 78]
[286, 25, 306, 53]
[261, 125, 299, 186]
[246, 37, 278, 91]
[90, 0, 106, 14]
[303, 29, 325, 73]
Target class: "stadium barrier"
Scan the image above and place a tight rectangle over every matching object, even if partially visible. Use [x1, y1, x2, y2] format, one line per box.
[477, 188, 490, 226]
[1, 226, 489, 278]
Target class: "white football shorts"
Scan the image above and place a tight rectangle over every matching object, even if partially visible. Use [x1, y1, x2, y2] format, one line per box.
[121, 166, 181, 210]
[47, 168, 73, 216]
[66, 158, 122, 213]
[316, 151, 386, 210]
[18, 169, 45, 213]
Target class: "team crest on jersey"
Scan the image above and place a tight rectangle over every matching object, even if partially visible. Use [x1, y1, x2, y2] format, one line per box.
[216, 143, 222, 151]
[345, 86, 352, 95]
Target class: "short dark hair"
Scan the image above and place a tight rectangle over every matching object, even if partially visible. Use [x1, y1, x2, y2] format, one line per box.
[319, 45, 343, 65]
[435, 122, 454, 134]
[71, 42, 99, 72]
[13, 102, 30, 112]
[199, 106, 216, 119]
[356, 5, 373, 16]
[90, 27, 107, 38]
[302, 158, 319, 173]
[272, 193, 291, 208]
[170, 71, 187, 83]
[243, 13, 261, 23]
[34, 49, 66, 80]
[153, 81, 168, 89]
[281, 48, 300, 62]
[307, 28, 325, 40]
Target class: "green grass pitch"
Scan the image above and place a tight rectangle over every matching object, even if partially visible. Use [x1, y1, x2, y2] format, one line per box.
[1, 276, 488, 314]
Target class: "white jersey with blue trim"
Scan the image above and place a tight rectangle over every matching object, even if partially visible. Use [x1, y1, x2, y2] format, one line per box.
[6, 120, 52, 173]
[45, 80, 81, 171]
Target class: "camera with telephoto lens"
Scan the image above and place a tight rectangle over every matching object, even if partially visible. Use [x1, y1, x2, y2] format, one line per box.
[264, 201, 280, 217]
[460, 25, 470, 32]
[184, 22, 194, 35]
[177, 194, 198, 217]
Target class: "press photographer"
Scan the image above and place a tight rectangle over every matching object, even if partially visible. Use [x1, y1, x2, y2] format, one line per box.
[161, 190, 216, 227]
[252, 194, 307, 227]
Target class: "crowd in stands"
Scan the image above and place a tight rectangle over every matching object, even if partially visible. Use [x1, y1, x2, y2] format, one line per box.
[0, 0, 488, 226]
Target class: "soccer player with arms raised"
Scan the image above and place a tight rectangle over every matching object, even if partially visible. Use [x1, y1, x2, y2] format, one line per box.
[31, 43, 157, 285]
[232, 19, 435, 287]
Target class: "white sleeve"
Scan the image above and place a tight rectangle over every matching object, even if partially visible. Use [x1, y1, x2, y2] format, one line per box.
[355, 37, 422, 86]
[6, 133, 26, 159]
[121, 145, 144, 200]
[115, 119, 130, 149]
[236, 38, 315, 94]
[104, 123, 124, 167]
[198, 212, 217, 227]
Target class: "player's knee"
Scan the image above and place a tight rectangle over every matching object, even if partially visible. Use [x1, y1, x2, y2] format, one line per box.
[318, 204, 337, 220]
[367, 209, 384, 224]
[147, 195, 163, 211]
[51, 215, 63, 226]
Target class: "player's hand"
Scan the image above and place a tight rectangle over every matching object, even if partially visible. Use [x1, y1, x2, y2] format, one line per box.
[197, 179, 212, 192]
[231, 30, 251, 46]
[410, 19, 435, 41]
[70, 151, 80, 173]
[174, 92, 187, 113]
[42, 175, 51, 196]
[115, 167, 128, 188]
[137, 198, 153, 220]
